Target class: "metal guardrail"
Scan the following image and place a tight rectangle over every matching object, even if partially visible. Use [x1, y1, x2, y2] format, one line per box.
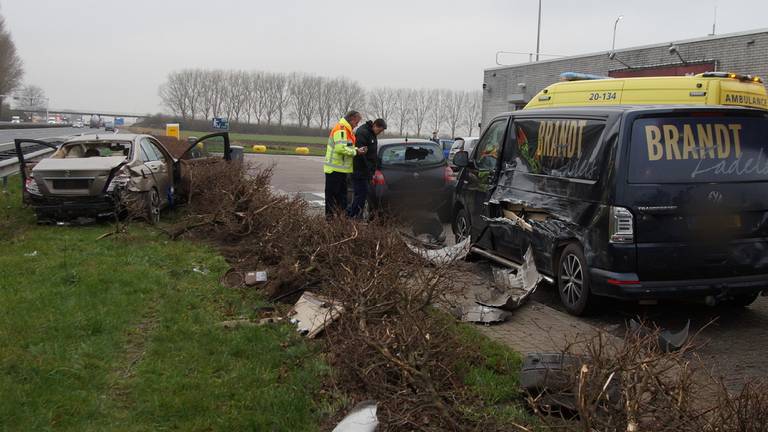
[0, 139, 59, 185]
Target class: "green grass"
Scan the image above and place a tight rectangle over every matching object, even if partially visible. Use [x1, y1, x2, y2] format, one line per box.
[456, 323, 540, 427]
[129, 127, 327, 145]
[0, 179, 326, 431]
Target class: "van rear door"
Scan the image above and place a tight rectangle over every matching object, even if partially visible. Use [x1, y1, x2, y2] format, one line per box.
[622, 110, 768, 281]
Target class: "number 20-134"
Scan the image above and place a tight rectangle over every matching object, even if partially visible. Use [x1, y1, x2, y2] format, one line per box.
[588, 92, 617, 101]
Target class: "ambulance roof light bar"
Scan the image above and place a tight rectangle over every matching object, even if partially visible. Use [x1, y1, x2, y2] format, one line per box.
[560, 72, 613, 82]
[699, 71, 762, 83]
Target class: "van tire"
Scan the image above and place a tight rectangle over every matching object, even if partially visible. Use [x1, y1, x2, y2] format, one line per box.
[557, 243, 597, 316]
[453, 208, 470, 242]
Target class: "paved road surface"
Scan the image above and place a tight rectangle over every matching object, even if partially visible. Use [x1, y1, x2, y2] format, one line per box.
[244, 153, 324, 193]
[0, 127, 98, 145]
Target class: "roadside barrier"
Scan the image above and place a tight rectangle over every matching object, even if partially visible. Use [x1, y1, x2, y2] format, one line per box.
[252, 145, 267, 153]
[295, 147, 310, 155]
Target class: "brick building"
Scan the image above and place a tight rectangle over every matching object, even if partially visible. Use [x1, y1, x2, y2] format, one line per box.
[482, 28, 768, 125]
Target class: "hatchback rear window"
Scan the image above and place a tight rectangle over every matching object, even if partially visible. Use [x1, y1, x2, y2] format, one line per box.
[628, 115, 768, 183]
[381, 144, 444, 166]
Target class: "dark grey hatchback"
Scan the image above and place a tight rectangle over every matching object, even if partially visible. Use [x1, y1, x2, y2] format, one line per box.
[368, 138, 453, 219]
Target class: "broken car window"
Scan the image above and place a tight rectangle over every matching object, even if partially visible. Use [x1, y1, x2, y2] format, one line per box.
[513, 118, 606, 180]
[475, 120, 507, 170]
[381, 144, 443, 165]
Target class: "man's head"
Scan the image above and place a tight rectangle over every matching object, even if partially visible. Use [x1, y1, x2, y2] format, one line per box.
[372, 118, 387, 136]
[344, 110, 362, 128]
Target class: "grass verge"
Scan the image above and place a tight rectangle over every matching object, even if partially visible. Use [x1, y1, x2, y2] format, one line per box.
[0, 179, 327, 431]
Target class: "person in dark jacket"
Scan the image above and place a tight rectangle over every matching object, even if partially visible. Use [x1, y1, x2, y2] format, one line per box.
[347, 118, 386, 218]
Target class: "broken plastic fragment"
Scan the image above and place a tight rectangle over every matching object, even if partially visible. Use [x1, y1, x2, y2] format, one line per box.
[245, 270, 268, 286]
[477, 247, 542, 310]
[406, 237, 471, 265]
[192, 266, 210, 275]
[24, 251, 38, 257]
[456, 304, 512, 324]
[332, 400, 378, 432]
[289, 291, 343, 338]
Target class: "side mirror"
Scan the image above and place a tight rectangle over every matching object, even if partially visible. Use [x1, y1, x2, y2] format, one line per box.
[453, 151, 470, 168]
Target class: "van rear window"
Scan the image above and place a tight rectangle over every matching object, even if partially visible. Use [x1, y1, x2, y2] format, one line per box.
[628, 116, 768, 183]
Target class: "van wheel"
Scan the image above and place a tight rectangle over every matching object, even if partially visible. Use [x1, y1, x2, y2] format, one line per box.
[453, 208, 470, 242]
[145, 188, 161, 225]
[557, 244, 596, 316]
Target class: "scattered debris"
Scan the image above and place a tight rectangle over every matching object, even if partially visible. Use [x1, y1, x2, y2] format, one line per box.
[519, 352, 583, 412]
[192, 266, 210, 275]
[23, 251, 38, 257]
[289, 291, 343, 338]
[477, 247, 542, 310]
[406, 237, 471, 266]
[245, 270, 268, 286]
[216, 318, 259, 328]
[629, 318, 691, 353]
[332, 400, 379, 432]
[455, 304, 512, 324]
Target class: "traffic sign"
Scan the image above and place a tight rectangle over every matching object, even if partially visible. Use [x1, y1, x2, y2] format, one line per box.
[212, 117, 229, 130]
[115, 117, 124, 126]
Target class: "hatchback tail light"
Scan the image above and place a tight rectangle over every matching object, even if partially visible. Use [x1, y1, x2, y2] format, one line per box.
[609, 206, 634, 243]
[372, 169, 386, 185]
[443, 166, 455, 184]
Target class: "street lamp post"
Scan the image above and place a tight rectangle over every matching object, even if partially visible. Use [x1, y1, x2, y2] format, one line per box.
[535, 0, 542, 61]
[612, 15, 624, 51]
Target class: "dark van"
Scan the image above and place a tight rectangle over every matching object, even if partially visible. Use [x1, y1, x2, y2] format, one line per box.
[452, 106, 768, 315]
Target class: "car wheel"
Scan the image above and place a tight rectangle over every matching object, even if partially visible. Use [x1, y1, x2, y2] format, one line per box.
[453, 207, 470, 242]
[146, 188, 161, 224]
[557, 243, 597, 316]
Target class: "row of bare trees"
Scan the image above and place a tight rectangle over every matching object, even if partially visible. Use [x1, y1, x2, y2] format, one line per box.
[159, 69, 482, 137]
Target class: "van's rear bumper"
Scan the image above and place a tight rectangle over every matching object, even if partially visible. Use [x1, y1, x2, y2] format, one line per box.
[590, 268, 768, 300]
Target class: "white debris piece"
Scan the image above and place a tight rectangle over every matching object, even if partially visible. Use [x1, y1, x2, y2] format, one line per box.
[406, 237, 471, 266]
[457, 304, 512, 324]
[289, 291, 343, 338]
[332, 401, 379, 432]
[477, 247, 542, 310]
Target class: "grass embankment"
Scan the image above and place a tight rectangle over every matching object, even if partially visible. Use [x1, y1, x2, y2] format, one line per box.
[0, 181, 327, 431]
[127, 127, 326, 156]
[0, 176, 534, 430]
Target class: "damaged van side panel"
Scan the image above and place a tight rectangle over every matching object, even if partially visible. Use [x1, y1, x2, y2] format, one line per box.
[483, 114, 629, 279]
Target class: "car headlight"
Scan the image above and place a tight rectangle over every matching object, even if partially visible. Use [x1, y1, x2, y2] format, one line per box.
[25, 177, 41, 195]
[106, 171, 131, 193]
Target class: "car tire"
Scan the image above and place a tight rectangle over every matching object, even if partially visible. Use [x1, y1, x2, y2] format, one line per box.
[557, 243, 598, 316]
[145, 188, 161, 225]
[453, 207, 471, 243]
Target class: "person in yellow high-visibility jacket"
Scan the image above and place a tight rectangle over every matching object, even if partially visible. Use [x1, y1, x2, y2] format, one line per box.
[324, 110, 365, 217]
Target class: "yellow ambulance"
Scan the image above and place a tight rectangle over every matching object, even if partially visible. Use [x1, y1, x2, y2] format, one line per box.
[525, 72, 768, 111]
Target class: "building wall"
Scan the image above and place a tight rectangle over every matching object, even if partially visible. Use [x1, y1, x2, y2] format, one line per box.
[482, 29, 768, 125]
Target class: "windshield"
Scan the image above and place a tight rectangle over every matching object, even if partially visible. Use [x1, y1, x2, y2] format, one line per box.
[53, 141, 132, 159]
[381, 143, 444, 166]
[628, 115, 768, 183]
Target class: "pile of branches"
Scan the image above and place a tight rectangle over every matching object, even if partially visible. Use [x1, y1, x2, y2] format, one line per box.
[527, 325, 768, 432]
[169, 160, 508, 430]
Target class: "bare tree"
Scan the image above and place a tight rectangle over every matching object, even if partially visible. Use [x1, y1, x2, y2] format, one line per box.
[262, 72, 289, 126]
[410, 88, 431, 137]
[0, 13, 23, 118]
[315, 77, 337, 129]
[390, 88, 412, 136]
[463, 90, 482, 136]
[367, 87, 396, 122]
[444, 90, 465, 138]
[427, 89, 446, 137]
[16, 85, 46, 110]
[335, 78, 365, 118]
[159, 71, 190, 118]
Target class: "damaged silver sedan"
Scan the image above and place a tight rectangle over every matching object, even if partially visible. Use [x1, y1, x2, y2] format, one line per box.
[16, 132, 230, 223]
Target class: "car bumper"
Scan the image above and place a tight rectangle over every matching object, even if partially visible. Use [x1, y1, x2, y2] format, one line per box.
[27, 193, 118, 220]
[371, 187, 452, 212]
[590, 268, 768, 300]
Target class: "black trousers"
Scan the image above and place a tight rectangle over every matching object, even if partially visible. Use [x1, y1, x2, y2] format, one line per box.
[325, 172, 348, 217]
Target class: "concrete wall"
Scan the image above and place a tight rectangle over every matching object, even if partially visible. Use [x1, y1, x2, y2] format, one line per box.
[482, 29, 768, 125]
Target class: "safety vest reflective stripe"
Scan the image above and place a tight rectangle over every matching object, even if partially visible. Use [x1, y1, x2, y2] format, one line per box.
[324, 118, 357, 174]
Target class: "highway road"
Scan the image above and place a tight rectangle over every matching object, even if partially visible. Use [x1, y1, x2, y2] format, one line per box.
[0, 127, 99, 146]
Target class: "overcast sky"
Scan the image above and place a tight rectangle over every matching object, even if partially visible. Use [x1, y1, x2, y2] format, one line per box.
[3, 0, 767, 114]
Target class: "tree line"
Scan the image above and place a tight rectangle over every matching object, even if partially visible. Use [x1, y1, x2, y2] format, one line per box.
[159, 69, 483, 137]
[0, 11, 24, 119]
